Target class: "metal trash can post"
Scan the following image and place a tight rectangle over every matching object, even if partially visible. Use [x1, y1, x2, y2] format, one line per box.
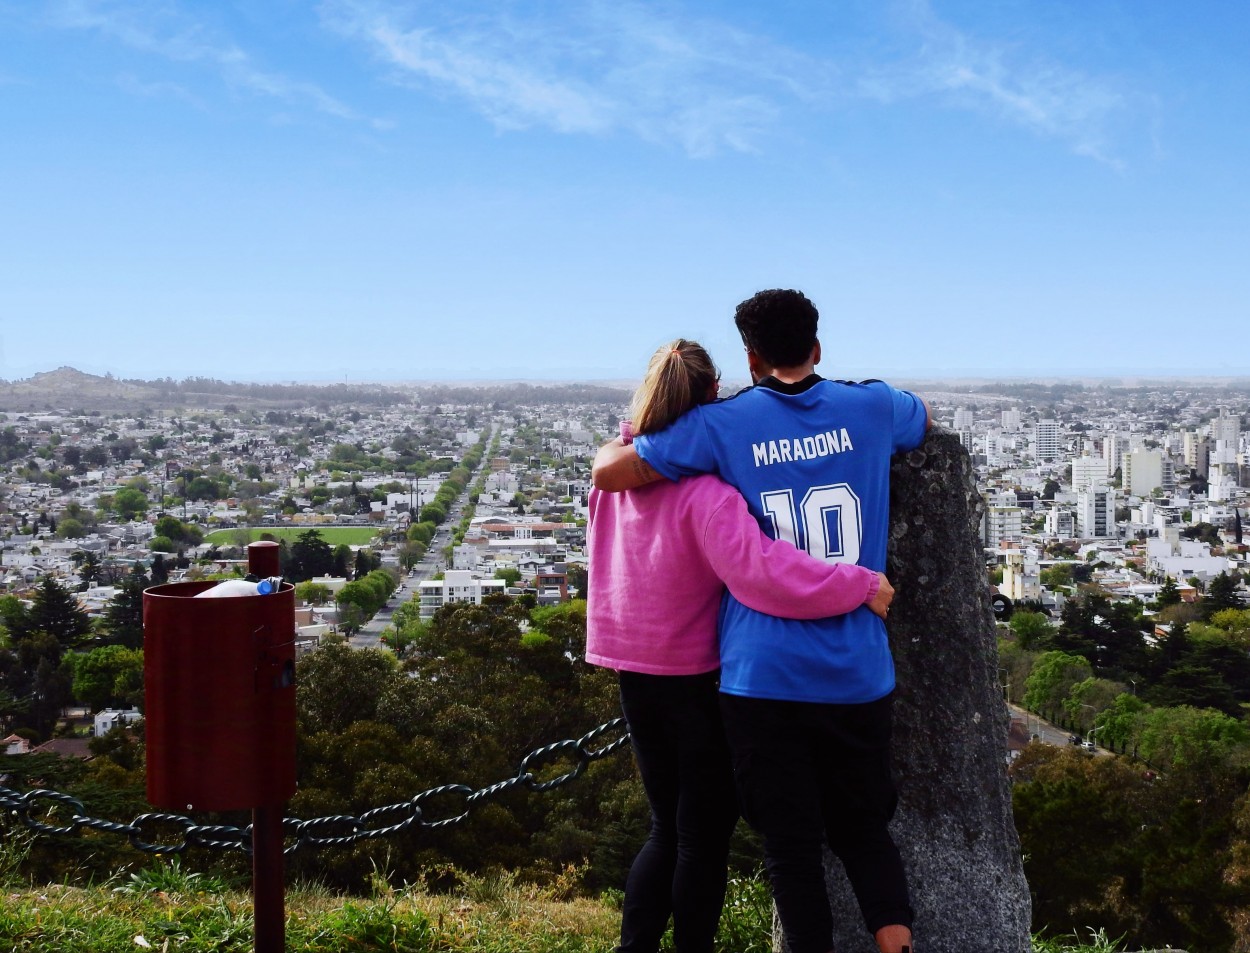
[143, 539, 294, 952]
[248, 540, 286, 953]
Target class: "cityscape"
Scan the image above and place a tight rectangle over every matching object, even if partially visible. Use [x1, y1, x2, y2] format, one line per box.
[2, 367, 1247, 644]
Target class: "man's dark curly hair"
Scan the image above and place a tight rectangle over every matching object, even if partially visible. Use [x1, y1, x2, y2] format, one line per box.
[733, 289, 819, 370]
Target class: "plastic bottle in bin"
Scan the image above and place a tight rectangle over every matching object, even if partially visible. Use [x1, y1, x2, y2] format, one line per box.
[194, 576, 284, 598]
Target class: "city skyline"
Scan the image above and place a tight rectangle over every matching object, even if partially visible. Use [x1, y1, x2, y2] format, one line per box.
[2, 1, 1248, 383]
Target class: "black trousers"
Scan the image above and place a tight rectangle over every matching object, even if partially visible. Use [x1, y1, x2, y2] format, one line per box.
[720, 692, 913, 953]
[617, 670, 740, 953]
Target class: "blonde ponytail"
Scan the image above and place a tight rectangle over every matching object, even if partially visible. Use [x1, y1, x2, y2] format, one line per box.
[630, 339, 719, 436]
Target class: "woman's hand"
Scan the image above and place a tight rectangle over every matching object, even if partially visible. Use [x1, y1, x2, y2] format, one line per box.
[866, 573, 895, 620]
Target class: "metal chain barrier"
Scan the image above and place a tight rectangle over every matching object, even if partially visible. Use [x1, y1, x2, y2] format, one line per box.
[0, 717, 630, 857]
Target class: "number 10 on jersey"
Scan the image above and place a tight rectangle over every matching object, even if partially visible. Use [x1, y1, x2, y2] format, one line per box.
[760, 483, 863, 565]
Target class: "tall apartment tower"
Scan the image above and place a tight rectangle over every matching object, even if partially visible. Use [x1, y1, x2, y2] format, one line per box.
[980, 499, 1024, 548]
[1103, 433, 1129, 476]
[1071, 455, 1110, 492]
[1184, 432, 1211, 478]
[953, 407, 975, 430]
[1213, 409, 1241, 448]
[1001, 409, 1023, 431]
[1123, 450, 1173, 497]
[1034, 419, 1061, 462]
[1077, 486, 1117, 539]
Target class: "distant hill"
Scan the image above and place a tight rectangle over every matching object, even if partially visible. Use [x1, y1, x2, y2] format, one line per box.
[0, 367, 157, 411]
[0, 367, 631, 413]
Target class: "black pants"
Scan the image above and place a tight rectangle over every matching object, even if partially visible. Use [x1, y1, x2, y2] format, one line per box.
[617, 670, 740, 953]
[720, 692, 913, 953]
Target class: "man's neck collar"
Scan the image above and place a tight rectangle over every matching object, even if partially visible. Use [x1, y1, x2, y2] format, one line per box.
[756, 373, 824, 395]
[757, 363, 817, 385]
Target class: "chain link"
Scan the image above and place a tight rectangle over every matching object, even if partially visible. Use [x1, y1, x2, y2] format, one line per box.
[0, 717, 629, 857]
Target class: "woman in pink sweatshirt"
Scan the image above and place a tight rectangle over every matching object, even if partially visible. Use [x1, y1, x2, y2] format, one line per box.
[586, 339, 893, 953]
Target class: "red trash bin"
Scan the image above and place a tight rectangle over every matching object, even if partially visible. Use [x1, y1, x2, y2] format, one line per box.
[143, 580, 297, 811]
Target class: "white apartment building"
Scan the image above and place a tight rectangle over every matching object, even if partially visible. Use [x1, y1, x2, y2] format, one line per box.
[1184, 432, 1211, 478]
[981, 495, 1024, 548]
[1103, 434, 1129, 477]
[1123, 450, 1173, 497]
[1070, 456, 1109, 493]
[418, 569, 507, 619]
[1146, 538, 1229, 582]
[1002, 550, 1042, 602]
[1034, 420, 1061, 462]
[1076, 486, 1117, 539]
[953, 408, 975, 430]
[1001, 409, 1023, 431]
[1213, 409, 1241, 447]
[1044, 505, 1076, 539]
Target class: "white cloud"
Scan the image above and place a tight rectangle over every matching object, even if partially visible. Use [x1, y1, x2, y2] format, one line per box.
[320, 0, 827, 157]
[47, 0, 383, 126]
[860, 0, 1131, 168]
[321, 0, 1135, 164]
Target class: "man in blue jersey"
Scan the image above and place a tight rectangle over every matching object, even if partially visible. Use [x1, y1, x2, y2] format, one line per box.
[592, 289, 930, 953]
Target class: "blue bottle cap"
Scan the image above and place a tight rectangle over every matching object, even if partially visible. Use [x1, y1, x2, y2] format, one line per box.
[256, 579, 274, 595]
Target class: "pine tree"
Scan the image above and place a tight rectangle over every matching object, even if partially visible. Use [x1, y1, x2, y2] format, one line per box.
[20, 577, 92, 649]
[103, 567, 148, 649]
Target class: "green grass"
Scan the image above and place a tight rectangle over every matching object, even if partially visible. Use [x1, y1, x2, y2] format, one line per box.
[204, 527, 380, 546]
[0, 859, 1127, 953]
[0, 873, 620, 952]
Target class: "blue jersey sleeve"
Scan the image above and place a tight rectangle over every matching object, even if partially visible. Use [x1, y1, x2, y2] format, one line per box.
[634, 407, 719, 481]
[889, 386, 928, 453]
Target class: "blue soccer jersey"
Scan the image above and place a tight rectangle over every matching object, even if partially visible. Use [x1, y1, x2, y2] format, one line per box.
[634, 376, 928, 703]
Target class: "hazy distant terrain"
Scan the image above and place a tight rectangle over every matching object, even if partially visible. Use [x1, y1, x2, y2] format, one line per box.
[0, 367, 632, 413]
[4, 366, 1250, 415]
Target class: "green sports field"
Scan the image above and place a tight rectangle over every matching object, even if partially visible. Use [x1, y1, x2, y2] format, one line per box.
[204, 526, 380, 546]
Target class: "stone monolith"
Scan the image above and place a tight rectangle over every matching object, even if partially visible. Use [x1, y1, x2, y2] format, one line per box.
[783, 429, 1032, 953]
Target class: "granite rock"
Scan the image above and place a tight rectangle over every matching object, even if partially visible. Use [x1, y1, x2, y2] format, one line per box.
[780, 429, 1032, 953]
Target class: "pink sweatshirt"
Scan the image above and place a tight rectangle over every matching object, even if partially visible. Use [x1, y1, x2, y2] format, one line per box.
[586, 475, 880, 676]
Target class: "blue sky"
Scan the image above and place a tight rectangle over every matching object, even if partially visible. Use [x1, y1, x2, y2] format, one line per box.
[1, 1, 1247, 384]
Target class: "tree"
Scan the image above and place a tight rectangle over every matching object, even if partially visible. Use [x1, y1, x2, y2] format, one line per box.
[1007, 610, 1052, 650]
[494, 567, 522, 587]
[1040, 563, 1074, 590]
[103, 567, 148, 649]
[565, 564, 588, 598]
[1157, 576, 1181, 608]
[419, 501, 446, 525]
[1023, 650, 1092, 716]
[1092, 692, 1148, 750]
[1203, 572, 1244, 620]
[111, 486, 148, 521]
[71, 645, 144, 712]
[287, 530, 334, 582]
[56, 518, 85, 540]
[16, 577, 92, 649]
[1137, 705, 1250, 775]
[332, 544, 352, 577]
[295, 641, 399, 734]
[295, 581, 332, 606]
[150, 554, 169, 585]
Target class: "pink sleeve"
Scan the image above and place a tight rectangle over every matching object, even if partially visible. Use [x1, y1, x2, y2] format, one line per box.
[700, 488, 877, 620]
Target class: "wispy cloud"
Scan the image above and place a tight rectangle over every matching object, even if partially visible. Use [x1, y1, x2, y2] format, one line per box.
[861, 0, 1131, 168]
[47, 0, 388, 128]
[321, 0, 1136, 165]
[319, 0, 831, 157]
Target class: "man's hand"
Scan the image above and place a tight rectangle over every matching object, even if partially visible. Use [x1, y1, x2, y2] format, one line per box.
[592, 439, 663, 492]
[866, 572, 895, 620]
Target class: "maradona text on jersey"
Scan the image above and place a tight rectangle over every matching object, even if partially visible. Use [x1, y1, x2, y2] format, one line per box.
[751, 428, 855, 468]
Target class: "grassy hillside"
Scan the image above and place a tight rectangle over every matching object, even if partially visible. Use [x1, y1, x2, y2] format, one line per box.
[0, 860, 1129, 953]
